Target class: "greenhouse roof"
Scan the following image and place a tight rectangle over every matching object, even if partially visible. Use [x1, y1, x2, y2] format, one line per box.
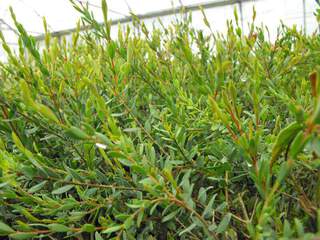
[0, 0, 194, 42]
[0, 0, 319, 60]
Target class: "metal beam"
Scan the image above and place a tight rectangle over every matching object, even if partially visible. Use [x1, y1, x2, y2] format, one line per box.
[34, 0, 254, 41]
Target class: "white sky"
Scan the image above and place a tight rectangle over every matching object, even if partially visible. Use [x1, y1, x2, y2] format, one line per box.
[0, 0, 319, 60]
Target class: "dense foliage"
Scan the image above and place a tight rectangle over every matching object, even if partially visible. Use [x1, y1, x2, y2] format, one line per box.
[0, 1, 320, 239]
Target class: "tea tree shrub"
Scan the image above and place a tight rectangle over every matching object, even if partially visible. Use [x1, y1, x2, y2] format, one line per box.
[0, 1, 320, 239]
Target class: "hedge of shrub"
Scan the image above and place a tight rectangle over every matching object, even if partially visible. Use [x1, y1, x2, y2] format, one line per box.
[0, 1, 320, 239]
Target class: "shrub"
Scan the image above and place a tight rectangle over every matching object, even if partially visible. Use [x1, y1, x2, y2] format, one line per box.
[0, 1, 320, 239]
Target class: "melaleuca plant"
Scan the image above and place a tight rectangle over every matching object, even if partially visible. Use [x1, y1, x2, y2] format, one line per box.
[0, 1, 320, 239]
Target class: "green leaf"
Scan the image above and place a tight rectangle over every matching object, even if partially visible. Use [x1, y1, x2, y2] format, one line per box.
[179, 223, 197, 236]
[65, 127, 89, 140]
[0, 221, 15, 235]
[202, 194, 217, 218]
[48, 223, 70, 233]
[20, 81, 35, 107]
[123, 215, 134, 229]
[118, 158, 133, 167]
[95, 231, 104, 240]
[162, 209, 179, 223]
[271, 122, 302, 161]
[150, 201, 160, 215]
[283, 220, 292, 237]
[28, 181, 47, 193]
[37, 104, 59, 123]
[11, 132, 24, 152]
[81, 224, 96, 233]
[102, 225, 122, 234]
[52, 185, 74, 195]
[126, 203, 141, 209]
[127, 39, 133, 64]
[9, 233, 36, 240]
[66, 167, 85, 182]
[216, 213, 231, 234]
[198, 187, 210, 204]
[210, 97, 228, 124]
[137, 210, 144, 228]
[101, 0, 108, 24]
[289, 130, 309, 159]
[311, 96, 320, 124]
[107, 41, 116, 59]
[276, 161, 293, 184]
[123, 128, 140, 133]
[108, 151, 127, 159]
[95, 132, 111, 145]
[294, 218, 304, 237]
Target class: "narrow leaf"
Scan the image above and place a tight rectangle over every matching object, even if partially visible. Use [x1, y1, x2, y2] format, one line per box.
[52, 185, 74, 195]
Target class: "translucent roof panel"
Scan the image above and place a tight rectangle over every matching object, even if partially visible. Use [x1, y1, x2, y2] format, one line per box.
[0, 0, 319, 61]
[0, 0, 130, 34]
[0, 0, 132, 60]
[124, 0, 181, 15]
